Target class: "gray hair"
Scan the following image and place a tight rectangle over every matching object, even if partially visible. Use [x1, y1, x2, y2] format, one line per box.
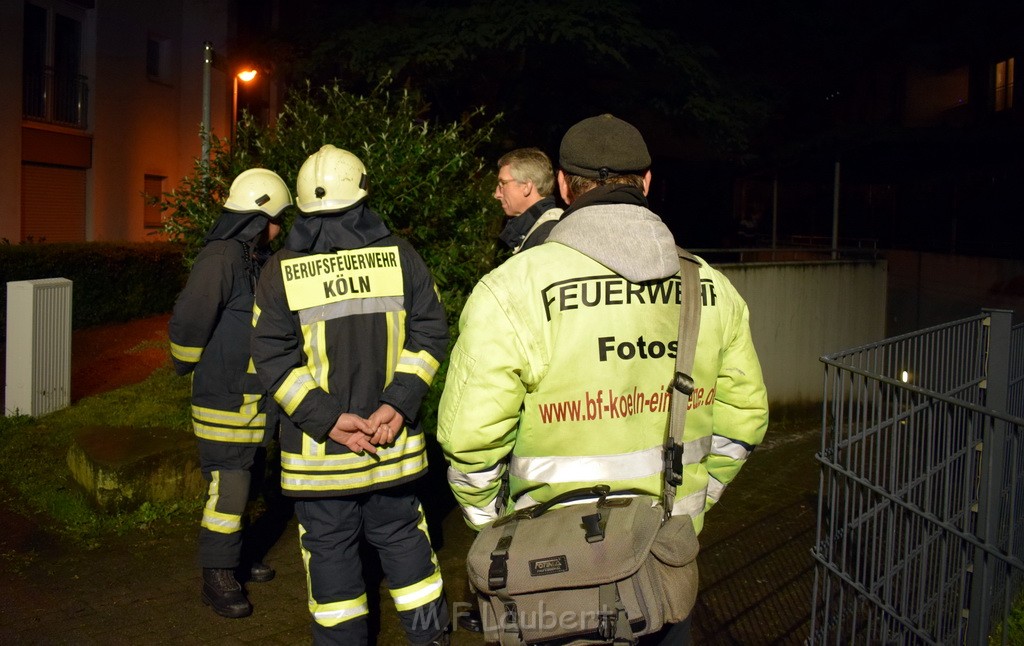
[497, 147, 555, 197]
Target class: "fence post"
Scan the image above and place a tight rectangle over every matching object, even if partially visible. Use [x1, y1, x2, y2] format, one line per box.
[984, 309, 1013, 415]
[967, 309, 1012, 644]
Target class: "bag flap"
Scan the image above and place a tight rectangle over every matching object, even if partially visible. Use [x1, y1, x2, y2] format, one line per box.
[650, 514, 699, 566]
[467, 496, 664, 595]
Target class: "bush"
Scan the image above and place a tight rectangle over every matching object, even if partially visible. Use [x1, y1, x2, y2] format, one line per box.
[0, 241, 186, 331]
[161, 79, 503, 321]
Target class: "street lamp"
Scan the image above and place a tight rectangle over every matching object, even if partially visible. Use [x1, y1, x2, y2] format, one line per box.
[201, 41, 213, 170]
[232, 68, 258, 143]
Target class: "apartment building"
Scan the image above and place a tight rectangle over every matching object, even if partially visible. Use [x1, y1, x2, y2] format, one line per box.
[1, 0, 234, 243]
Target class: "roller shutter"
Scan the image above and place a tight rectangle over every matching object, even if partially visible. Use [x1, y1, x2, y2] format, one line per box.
[21, 162, 86, 243]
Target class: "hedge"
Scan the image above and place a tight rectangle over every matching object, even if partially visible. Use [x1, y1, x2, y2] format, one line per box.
[0, 241, 186, 331]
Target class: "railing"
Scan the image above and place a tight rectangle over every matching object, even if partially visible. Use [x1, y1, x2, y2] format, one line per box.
[23, 66, 89, 129]
[692, 236, 880, 264]
[693, 245, 881, 264]
[811, 310, 1024, 644]
[789, 235, 880, 251]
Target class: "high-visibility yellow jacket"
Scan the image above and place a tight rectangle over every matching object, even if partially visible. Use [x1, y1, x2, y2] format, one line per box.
[438, 186, 769, 534]
[252, 208, 449, 497]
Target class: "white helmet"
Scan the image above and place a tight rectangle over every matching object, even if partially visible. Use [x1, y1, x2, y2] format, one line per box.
[296, 145, 368, 214]
[224, 168, 292, 219]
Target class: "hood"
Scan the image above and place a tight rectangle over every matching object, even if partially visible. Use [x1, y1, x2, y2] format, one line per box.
[203, 209, 268, 244]
[284, 203, 390, 253]
[547, 186, 678, 283]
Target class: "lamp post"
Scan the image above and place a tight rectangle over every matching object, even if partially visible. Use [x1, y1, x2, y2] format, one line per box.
[201, 41, 213, 170]
[232, 68, 258, 144]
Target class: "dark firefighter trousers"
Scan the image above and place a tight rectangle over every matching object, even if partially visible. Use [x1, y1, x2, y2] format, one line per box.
[197, 441, 258, 569]
[295, 485, 449, 645]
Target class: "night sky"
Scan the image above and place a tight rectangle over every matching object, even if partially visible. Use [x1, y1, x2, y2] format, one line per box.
[232, 0, 1024, 258]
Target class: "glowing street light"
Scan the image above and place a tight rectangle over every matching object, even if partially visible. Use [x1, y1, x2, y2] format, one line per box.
[232, 67, 258, 142]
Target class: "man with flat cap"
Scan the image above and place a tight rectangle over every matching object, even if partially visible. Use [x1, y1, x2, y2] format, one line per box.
[438, 114, 769, 644]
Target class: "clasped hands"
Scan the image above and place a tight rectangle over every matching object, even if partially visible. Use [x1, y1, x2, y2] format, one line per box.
[328, 403, 404, 454]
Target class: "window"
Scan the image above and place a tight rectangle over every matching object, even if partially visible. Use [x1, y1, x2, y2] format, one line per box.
[143, 175, 166, 228]
[995, 57, 1014, 111]
[23, 3, 47, 119]
[146, 36, 171, 83]
[22, 1, 88, 128]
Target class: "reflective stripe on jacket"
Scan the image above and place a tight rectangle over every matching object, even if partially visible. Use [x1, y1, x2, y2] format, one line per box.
[252, 235, 449, 497]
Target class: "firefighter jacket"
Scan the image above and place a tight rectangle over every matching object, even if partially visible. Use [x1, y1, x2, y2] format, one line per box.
[438, 184, 769, 534]
[251, 204, 449, 497]
[168, 210, 273, 445]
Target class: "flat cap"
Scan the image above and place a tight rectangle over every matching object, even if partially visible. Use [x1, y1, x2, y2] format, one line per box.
[559, 113, 651, 179]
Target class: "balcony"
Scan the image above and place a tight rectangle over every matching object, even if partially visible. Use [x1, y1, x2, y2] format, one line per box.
[23, 66, 89, 130]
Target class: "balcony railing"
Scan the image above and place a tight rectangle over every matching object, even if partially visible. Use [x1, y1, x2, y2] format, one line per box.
[23, 66, 89, 129]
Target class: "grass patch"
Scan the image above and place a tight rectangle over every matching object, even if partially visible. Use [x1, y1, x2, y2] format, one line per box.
[0, 366, 199, 545]
[990, 593, 1024, 645]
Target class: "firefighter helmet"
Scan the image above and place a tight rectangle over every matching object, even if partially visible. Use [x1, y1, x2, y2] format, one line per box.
[295, 145, 368, 214]
[223, 168, 292, 219]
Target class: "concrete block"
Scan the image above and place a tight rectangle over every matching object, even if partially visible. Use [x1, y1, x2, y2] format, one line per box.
[67, 426, 203, 513]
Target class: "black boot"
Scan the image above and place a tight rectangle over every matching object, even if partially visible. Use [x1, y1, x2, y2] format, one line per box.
[458, 607, 483, 633]
[202, 568, 252, 618]
[419, 628, 451, 645]
[247, 561, 275, 583]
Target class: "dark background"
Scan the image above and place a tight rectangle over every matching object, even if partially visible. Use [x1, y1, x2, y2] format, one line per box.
[228, 0, 1024, 258]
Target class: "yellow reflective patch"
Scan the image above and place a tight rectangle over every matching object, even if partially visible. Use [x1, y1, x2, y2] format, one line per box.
[170, 342, 202, 363]
[390, 568, 444, 611]
[202, 508, 242, 534]
[281, 247, 403, 311]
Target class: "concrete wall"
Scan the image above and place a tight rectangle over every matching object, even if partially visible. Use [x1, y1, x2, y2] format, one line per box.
[885, 250, 1024, 335]
[716, 260, 888, 407]
[712, 252, 1024, 408]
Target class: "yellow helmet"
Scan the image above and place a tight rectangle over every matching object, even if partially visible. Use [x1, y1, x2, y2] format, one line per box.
[296, 145, 368, 214]
[223, 168, 292, 219]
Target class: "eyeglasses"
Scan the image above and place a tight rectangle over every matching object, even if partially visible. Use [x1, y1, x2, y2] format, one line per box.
[496, 177, 520, 190]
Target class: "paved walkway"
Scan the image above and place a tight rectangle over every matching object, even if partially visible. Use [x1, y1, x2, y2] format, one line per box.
[0, 316, 820, 645]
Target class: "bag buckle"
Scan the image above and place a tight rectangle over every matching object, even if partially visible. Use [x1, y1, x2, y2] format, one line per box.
[672, 371, 694, 396]
[503, 602, 518, 628]
[664, 442, 683, 487]
[488, 535, 513, 589]
[582, 512, 605, 543]
[597, 609, 617, 640]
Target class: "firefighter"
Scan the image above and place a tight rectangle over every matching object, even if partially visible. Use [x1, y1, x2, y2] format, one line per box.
[251, 145, 451, 645]
[168, 168, 292, 619]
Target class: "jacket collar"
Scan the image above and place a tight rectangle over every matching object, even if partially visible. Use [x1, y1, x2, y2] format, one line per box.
[498, 196, 558, 249]
[284, 203, 390, 253]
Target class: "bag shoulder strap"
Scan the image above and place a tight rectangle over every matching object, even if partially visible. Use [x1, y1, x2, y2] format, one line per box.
[662, 247, 702, 514]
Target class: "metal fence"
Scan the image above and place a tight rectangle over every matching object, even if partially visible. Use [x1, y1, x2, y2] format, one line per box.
[811, 309, 1024, 644]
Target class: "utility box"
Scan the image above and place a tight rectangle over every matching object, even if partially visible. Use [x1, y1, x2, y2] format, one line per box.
[5, 278, 73, 417]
